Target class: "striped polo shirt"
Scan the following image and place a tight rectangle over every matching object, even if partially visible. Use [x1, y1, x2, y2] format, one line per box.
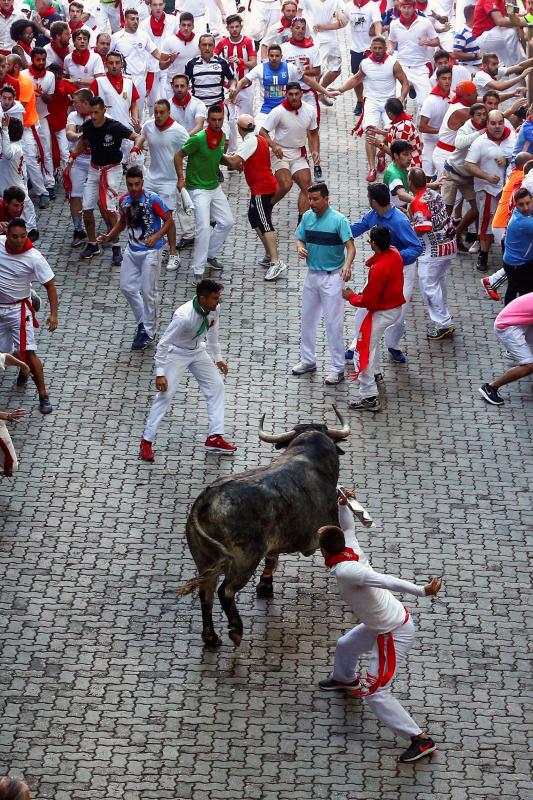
[184, 55, 234, 108]
[453, 25, 481, 68]
[296, 207, 353, 271]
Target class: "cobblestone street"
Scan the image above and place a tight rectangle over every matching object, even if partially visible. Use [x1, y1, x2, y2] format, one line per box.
[1, 65, 532, 800]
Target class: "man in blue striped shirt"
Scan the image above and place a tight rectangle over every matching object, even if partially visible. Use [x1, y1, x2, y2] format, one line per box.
[453, 5, 481, 74]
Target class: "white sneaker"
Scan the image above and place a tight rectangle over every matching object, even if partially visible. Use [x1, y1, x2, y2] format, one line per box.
[166, 253, 180, 271]
[291, 361, 317, 375]
[264, 260, 287, 281]
[468, 240, 480, 254]
[258, 255, 271, 267]
[324, 371, 345, 386]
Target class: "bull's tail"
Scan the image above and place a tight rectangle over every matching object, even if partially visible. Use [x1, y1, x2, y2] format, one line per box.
[177, 506, 234, 598]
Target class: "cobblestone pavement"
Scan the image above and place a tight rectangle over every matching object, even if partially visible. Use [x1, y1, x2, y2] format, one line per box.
[1, 54, 532, 800]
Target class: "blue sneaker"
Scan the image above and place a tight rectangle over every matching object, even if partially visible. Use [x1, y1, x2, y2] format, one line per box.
[345, 349, 354, 360]
[39, 395, 53, 415]
[388, 347, 406, 364]
[132, 327, 155, 351]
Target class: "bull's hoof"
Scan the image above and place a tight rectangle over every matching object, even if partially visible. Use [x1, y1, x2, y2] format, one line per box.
[202, 631, 222, 648]
[228, 628, 243, 647]
[256, 579, 274, 598]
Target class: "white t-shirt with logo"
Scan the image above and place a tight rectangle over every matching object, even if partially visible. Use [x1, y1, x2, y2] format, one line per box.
[110, 29, 157, 76]
[281, 41, 321, 90]
[345, 1, 382, 53]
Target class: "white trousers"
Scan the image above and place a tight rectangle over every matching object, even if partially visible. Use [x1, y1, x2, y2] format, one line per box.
[0, 420, 18, 477]
[143, 348, 225, 442]
[54, 128, 69, 171]
[403, 65, 431, 120]
[384, 262, 416, 350]
[120, 247, 162, 338]
[300, 268, 345, 373]
[22, 127, 48, 197]
[21, 197, 37, 231]
[418, 256, 453, 328]
[332, 616, 422, 740]
[476, 27, 525, 69]
[349, 307, 403, 399]
[95, 2, 121, 33]
[37, 117, 55, 190]
[227, 87, 254, 152]
[247, 0, 279, 41]
[189, 186, 235, 275]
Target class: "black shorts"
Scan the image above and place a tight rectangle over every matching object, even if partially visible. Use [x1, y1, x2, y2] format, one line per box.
[248, 193, 275, 234]
[350, 50, 365, 75]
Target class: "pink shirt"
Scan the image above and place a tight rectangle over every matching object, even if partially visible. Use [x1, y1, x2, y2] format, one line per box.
[495, 292, 533, 329]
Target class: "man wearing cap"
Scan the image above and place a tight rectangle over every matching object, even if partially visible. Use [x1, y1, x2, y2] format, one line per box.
[223, 114, 286, 282]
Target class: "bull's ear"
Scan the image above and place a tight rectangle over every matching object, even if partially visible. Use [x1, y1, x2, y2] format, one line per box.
[335, 445, 345, 455]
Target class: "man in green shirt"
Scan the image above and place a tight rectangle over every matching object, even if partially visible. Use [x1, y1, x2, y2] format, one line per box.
[175, 104, 235, 280]
[383, 141, 413, 210]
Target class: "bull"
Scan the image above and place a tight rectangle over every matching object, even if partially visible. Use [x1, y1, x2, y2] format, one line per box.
[177, 407, 350, 647]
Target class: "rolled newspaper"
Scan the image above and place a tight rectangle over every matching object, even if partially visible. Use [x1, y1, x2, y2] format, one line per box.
[337, 485, 374, 528]
[181, 188, 195, 215]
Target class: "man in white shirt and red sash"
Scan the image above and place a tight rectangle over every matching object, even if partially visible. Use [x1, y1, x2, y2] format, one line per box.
[318, 491, 442, 763]
[140, 0, 178, 115]
[0, 218, 58, 415]
[44, 21, 71, 68]
[22, 47, 56, 198]
[63, 27, 104, 89]
[215, 14, 256, 152]
[160, 12, 200, 99]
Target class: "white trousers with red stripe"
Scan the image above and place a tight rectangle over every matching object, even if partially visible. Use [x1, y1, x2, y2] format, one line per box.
[384, 262, 416, 351]
[418, 256, 453, 329]
[332, 616, 422, 740]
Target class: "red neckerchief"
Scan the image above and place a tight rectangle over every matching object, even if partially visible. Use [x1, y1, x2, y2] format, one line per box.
[51, 40, 70, 60]
[392, 111, 413, 124]
[472, 119, 486, 131]
[324, 547, 360, 568]
[415, 0, 428, 11]
[367, 51, 388, 63]
[0, 6, 14, 17]
[172, 91, 191, 108]
[150, 13, 165, 37]
[278, 16, 292, 31]
[399, 13, 416, 27]
[72, 48, 91, 66]
[281, 97, 302, 112]
[479, 66, 496, 77]
[68, 19, 83, 32]
[451, 96, 471, 106]
[354, 0, 371, 5]
[486, 127, 511, 143]
[177, 30, 195, 42]
[29, 65, 47, 78]
[288, 36, 314, 48]
[430, 84, 450, 98]
[40, 5, 56, 18]
[105, 73, 123, 93]
[155, 116, 175, 130]
[16, 40, 32, 55]
[5, 237, 33, 254]
[205, 126, 223, 149]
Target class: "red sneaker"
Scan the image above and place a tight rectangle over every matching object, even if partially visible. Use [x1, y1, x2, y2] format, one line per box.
[366, 168, 377, 183]
[139, 438, 155, 462]
[481, 277, 501, 301]
[205, 434, 237, 454]
[376, 153, 386, 173]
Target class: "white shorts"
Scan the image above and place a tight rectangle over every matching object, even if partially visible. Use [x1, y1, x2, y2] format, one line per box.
[0, 302, 37, 353]
[82, 163, 123, 213]
[271, 147, 309, 176]
[318, 40, 342, 72]
[494, 323, 533, 365]
[70, 157, 91, 199]
[362, 98, 389, 131]
[145, 184, 176, 211]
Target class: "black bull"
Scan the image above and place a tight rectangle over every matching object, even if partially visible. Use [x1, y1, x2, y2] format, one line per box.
[177, 408, 350, 647]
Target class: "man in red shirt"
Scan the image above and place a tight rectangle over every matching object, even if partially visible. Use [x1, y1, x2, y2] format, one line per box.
[472, 0, 528, 67]
[343, 224, 405, 412]
[222, 113, 286, 282]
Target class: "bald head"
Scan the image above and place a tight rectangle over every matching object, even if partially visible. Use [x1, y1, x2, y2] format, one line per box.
[516, 151, 533, 170]
[237, 114, 254, 132]
[408, 168, 427, 190]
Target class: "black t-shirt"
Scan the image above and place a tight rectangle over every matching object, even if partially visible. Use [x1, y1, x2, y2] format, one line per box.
[81, 118, 133, 166]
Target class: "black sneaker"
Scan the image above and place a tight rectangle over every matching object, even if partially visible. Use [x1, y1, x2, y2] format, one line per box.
[478, 383, 504, 406]
[177, 236, 194, 249]
[399, 735, 436, 763]
[131, 323, 145, 350]
[48, 187, 56, 200]
[476, 253, 488, 273]
[314, 165, 323, 180]
[318, 677, 360, 691]
[71, 229, 87, 248]
[207, 257, 223, 271]
[80, 242, 101, 259]
[409, 84, 417, 99]
[349, 396, 381, 412]
[111, 245, 122, 266]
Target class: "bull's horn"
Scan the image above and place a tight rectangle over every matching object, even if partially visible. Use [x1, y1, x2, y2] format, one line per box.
[327, 405, 351, 440]
[258, 413, 296, 444]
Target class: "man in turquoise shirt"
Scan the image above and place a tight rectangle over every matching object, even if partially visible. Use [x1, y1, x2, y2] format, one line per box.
[292, 182, 355, 385]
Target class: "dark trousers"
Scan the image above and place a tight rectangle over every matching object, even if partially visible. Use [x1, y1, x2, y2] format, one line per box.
[503, 261, 533, 305]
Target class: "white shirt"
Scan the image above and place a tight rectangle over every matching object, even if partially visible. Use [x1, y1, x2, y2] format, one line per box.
[419, 92, 449, 145]
[44, 41, 72, 67]
[235, 131, 258, 160]
[329, 505, 424, 634]
[140, 13, 178, 72]
[0, 9, 24, 52]
[0, 100, 24, 123]
[142, 118, 189, 192]
[345, 1, 382, 52]
[66, 110, 92, 160]
[0, 236, 54, 304]
[429, 63, 470, 91]
[63, 51, 105, 82]
[389, 15, 437, 68]
[473, 66, 506, 95]
[0, 130, 26, 195]
[299, 0, 342, 45]
[281, 41, 321, 90]
[93, 75, 136, 129]
[170, 95, 206, 133]
[110, 28, 157, 76]
[21, 69, 55, 119]
[360, 54, 397, 102]
[446, 118, 485, 174]
[261, 101, 318, 148]
[161, 33, 200, 81]
[183, 0, 207, 16]
[154, 299, 221, 374]
[465, 129, 517, 195]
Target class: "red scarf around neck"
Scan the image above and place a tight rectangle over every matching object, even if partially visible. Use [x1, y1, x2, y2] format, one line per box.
[451, 95, 471, 106]
[155, 116, 175, 130]
[288, 36, 314, 48]
[205, 126, 223, 149]
[0, 6, 14, 17]
[51, 40, 70, 60]
[430, 84, 450, 98]
[398, 13, 416, 27]
[150, 13, 165, 37]
[324, 547, 360, 568]
[472, 119, 486, 131]
[29, 64, 46, 79]
[177, 30, 194, 42]
[69, 19, 83, 32]
[172, 91, 191, 108]
[354, 0, 371, 5]
[278, 16, 292, 31]
[486, 126, 511, 143]
[281, 97, 302, 112]
[72, 48, 91, 66]
[392, 111, 413, 124]
[5, 237, 33, 254]
[367, 51, 388, 63]
[16, 40, 32, 55]
[40, 5, 56, 18]
[106, 72, 124, 93]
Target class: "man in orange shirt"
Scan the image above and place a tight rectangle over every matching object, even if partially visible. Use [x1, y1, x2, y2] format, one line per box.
[7, 53, 50, 209]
